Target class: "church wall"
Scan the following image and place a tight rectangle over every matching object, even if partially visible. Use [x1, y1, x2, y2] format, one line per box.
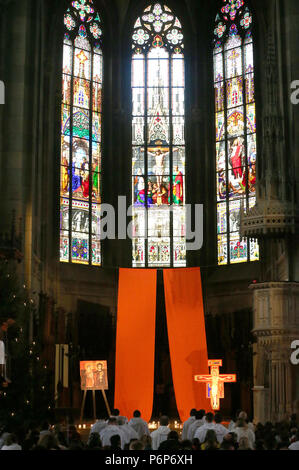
[0, 0, 298, 420]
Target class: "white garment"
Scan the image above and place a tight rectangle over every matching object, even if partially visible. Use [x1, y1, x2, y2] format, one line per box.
[214, 423, 229, 443]
[99, 425, 125, 449]
[228, 420, 236, 431]
[129, 417, 150, 439]
[89, 420, 107, 443]
[234, 426, 255, 450]
[0, 433, 10, 450]
[1, 444, 22, 450]
[289, 441, 299, 450]
[109, 415, 128, 424]
[194, 422, 216, 443]
[150, 426, 170, 450]
[181, 416, 195, 441]
[0, 341, 5, 365]
[187, 419, 205, 441]
[119, 424, 138, 445]
[230, 421, 255, 432]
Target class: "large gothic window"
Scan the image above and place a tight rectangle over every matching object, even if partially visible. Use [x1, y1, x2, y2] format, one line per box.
[131, 3, 186, 268]
[214, 0, 259, 265]
[60, 0, 102, 266]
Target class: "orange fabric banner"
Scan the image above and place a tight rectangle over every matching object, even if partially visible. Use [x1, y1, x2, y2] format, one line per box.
[163, 267, 212, 422]
[114, 268, 157, 422]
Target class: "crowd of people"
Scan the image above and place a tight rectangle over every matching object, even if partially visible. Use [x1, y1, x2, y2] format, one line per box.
[0, 408, 298, 451]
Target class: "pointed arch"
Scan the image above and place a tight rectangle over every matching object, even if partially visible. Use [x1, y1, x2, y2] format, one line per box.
[214, 0, 259, 265]
[131, 3, 186, 267]
[60, 0, 103, 265]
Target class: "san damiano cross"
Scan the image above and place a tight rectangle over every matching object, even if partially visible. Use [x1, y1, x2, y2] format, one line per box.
[194, 360, 236, 411]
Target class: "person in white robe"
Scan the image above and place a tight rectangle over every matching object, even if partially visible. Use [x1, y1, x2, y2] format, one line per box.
[0, 434, 22, 450]
[194, 413, 216, 443]
[109, 408, 128, 424]
[150, 416, 170, 450]
[88, 419, 107, 444]
[233, 418, 255, 450]
[99, 418, 126, 449]
[129, 410, 150, 439]
[117, 417, 138, 445]
[187, 410, 206, 441]
[214, 413, 229, 443]
[181, 408, 196, 441]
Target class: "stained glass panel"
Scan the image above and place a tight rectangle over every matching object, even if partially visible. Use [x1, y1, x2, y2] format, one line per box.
[214, 52, 224, 82]
[227, 107, 244, 137]
[225, 48, 242, 78]
[172, 57, 184, 86]
[215, 81, 225, 112]
[216, 112, 225, 141]
[246, 103, 256, 133]
[230, 235, 248, 264]
[226, 77, 243, 108]
[132, 3, 185, 267]
[60, 231, 69, 262]
[74, 48, 91, 79]
[214, 1, 259, 265]
[60, 1, 103, 265]
[132, 117, 145, 145]
[218, 234, 228, 265]
[172, 88, 184, 115]
[217, 203, 227, 233]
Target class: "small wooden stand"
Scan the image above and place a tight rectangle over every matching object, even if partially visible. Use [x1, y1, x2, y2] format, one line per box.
[80, 388, 111, 422]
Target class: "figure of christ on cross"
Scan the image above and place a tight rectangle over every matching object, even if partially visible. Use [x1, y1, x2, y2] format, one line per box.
[194, 360, 236, 411]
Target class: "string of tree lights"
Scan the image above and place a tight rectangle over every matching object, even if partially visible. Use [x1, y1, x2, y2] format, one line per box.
[0, 259, 55, 423]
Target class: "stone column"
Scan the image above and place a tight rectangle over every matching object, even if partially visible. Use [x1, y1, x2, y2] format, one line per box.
[250, 282, 299, 423]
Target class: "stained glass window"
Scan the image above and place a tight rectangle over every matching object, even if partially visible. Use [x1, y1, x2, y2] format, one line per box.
[214, 0, 259, 265]
[131, 3, 186, 267]
[61, 0, 102, 265]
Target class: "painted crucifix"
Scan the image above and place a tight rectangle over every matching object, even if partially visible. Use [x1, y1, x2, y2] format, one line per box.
[194, 359, 236, 411]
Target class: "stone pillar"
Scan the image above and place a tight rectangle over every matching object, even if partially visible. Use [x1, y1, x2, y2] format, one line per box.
[250, 282, 299, 423]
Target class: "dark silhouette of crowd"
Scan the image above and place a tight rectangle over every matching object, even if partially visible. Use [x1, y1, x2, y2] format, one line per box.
[0, 409, 298, 451]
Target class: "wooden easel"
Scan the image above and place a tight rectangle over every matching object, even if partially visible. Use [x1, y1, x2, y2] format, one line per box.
[80, 389, 111, 422]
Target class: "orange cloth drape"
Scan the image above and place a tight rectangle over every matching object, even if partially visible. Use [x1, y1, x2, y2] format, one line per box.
[163, 267, 211, 422]
[114, 268, 157, 422]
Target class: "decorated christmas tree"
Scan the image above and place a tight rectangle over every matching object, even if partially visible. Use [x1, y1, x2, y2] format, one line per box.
[0, 259, 54, 424]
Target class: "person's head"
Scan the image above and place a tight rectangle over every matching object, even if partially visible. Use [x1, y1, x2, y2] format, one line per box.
[141, 434, 152, 449]
[238, 411, 248, 421]
[192, 437, 200, 450]
[204, 430, 218, 448]
[276, 442, 290, 450]
[195, 410, 205, 420]
[117, 417, 126, 426]
[167, 431, 179, 441]
[190, 408, 196, 417]
[205, 412, 214, 423]
[4, 434, 17, 446]
[133, 410, 141, 418]
[108, 417, 117, 426]
[129, 440, 145, 450]
[110, 434, 121, 448]
[37, 433, 59, 450]
[214, 413, 223, 424]
[220, 439, 235, 450]
[238, 436, 251, 450]
[159, 416, 169, 427]
[111, 409, 120, 417]
[181, 440, 192, 450]
[88, 433, 102, 449]
[96, 363, 102, 371]
[254, 440, 266, 451]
